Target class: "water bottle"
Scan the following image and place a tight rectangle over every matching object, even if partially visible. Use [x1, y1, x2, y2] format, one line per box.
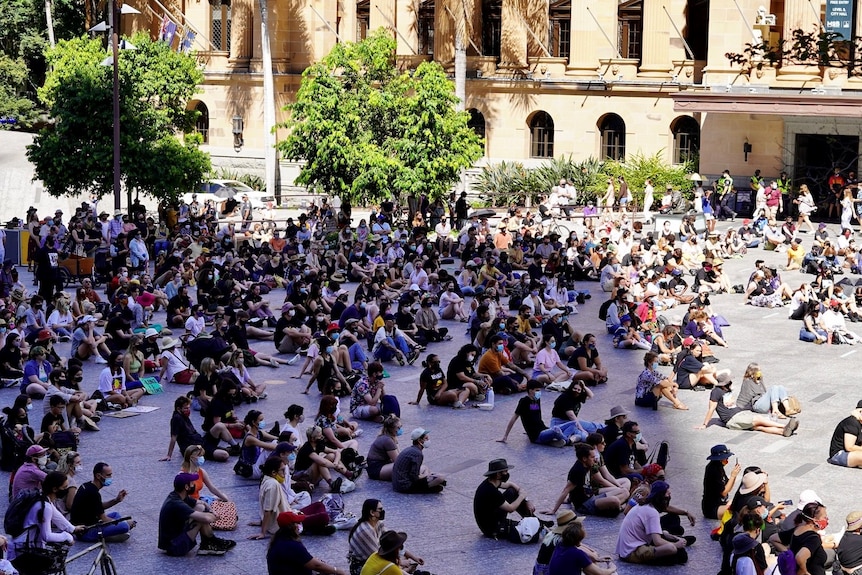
[486, 389, 495, 407]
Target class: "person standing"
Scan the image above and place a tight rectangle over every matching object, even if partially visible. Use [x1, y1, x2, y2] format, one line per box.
[473, 459, 544, 544]
[642, 178, 655, 222]
[455, 192, 469, 230]
[240, 194, 253, 232]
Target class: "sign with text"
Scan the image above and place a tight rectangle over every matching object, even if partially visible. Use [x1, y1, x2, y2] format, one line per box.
[826, 0, 854, 39]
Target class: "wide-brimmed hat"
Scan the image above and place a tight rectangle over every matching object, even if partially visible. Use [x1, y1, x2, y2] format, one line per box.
[847, 511, 862, 531]
[715, 373, 732, 387]
[707, 444, 734, 461]
[330, 273, 346, 283]
[739, 472, 767, 495]
[732, 533, 759, 556]
[608, 405, 629, 419]
[484, 458, 515, 477]
[378, 530, 408, 555]
[158, 336, 179, 351]
[551, 509, 584, 534]
[144, 327, 159, 339]
[11, 288, 24, 301]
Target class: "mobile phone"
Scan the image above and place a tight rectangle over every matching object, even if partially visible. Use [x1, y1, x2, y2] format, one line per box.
[780, 499, 793, 506]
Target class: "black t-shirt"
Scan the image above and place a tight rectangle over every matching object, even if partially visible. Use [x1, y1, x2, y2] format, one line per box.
[447, 356, 476, 389]
[267, 537, 313, 575]
[778, 528, 827, 575]
[419, 367, 446, 402]
[0, 345, 21, 370]
[830, 415, 862, 457]
[551, 393, 581, 420]
[473, 480, 506, 537]
[158, 491, 195, 550]
[193, 373, 219, 399]
[567, 346, 597, 370]
[837, 531, 862, 570]
[226, 324, 250, 350]
[166, 295, 190, 318]
[600, 422, 621, 446]
[675, 354, 704, 388]
[701, 461, 728, 517]
[203, 396, 235, 432]
[566, 461, 593, 508]
[514, 396, 546, 442]
[295, 440, 326, 472]
[710, 387, 743, 423]
[170, 411, 204, 453]
[105, 316, 129, 351]
[70, 482, 105, 525]
[604, 438, 637, 478]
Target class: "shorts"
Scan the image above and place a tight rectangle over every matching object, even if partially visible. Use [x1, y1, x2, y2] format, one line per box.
[164, 532, 196, 556]
[576, 493, 607, 515]
[351, 405, 377, 420]
[366, 460, 385, 480]
[828, 450, 850, 467]
[624, 544, 657, 563]
[531, 370, 546, 380]
[726, 411, 755, 431]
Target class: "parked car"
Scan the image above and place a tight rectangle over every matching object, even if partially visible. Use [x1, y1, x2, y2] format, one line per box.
[181, 180, 274, 210]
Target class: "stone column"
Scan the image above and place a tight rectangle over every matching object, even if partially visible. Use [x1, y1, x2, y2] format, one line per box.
[434, 0, 455, 66]
[777, 0, 822, 81]
[370, 0, 396, 37]
[499, 0, 527, 69]
[638, 0, 672, 78]
[566, 0, 615, 76]
[229, 0, 253, 66]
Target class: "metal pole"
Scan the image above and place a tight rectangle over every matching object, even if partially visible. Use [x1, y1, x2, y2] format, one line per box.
[374, 4, 418, 55]
[662, 5, 695, 60]
[309, 4, 342, 43]
[585, 7, 622, 59]
[112, 0, 121, 211]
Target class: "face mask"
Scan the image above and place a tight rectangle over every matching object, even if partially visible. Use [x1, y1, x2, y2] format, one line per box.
[258, 420, 267, 430]
[549, 341, 556, 349]
[57, 488, 69, 498]
[37, 456, 47, 466]
[467, 354, 475, 362]
[288, 310, 296, 317]
[316, 316, 325, 322]
[635, 433, 643, 442]
[534, 391, 542, 400]
[287, 452, 297, 463]
[651, 362, 659, 371]
[495, 344, 504, 352]
[103, 477, 113, 487]
[188, 484, 196, 495]
[500, 472, 510, 483]
[196, 456, 205, 466]
[378, 509, 386, 520]
[760, 508, 769, 520]
[531, 290, 539, 296]
[815, 518, 829, 531]
[331, 333, 339, 341]
[26, 404, 32, 411]
[498, 323, 505, 330]
[588, 344, 596, 350]
[396, 428, 403, 436]
[275, 473, 285, 484]
[74, 465, 83, 473]
[422, 438, 430, 448]
[326, 346, 335, 354]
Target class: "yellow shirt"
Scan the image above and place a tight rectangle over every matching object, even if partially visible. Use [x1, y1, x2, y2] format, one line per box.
[360, 553, 403, 575]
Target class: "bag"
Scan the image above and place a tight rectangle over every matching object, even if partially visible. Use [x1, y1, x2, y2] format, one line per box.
[515, 517, 541, 544]
[12, 540, 68, 574]
[598, 299, 613, 321]
[320, 493, 345, 520]
[777, 548, 797, 575]
[380, 394, 401, 418]
[210, 500, 238, 531]
[5, 489, 44, 536]
[232, 459, 253, 478]
[174, 368, 196, 385]
[648, 440, 670, 470]
[782, 396, 802, 416]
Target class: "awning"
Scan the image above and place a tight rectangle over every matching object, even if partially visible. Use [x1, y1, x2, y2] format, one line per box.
[672, 90, 862, 117]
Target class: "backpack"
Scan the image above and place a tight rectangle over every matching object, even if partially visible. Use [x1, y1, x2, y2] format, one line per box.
[5, 489, 44, 536]
[648, 441, 670, 470]
[776, 547, 797, 575]
[598, 299, 613, 321]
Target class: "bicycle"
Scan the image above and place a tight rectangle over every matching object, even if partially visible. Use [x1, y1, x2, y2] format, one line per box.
[54, 516, 130, 575]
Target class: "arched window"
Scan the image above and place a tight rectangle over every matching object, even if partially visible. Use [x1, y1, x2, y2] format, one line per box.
[468, 109, 486, 154]
[599, 113, 626, 161]
[194, 102, 209, 144]
[671, 116, 700, 164]
[529, 111, 554, 158]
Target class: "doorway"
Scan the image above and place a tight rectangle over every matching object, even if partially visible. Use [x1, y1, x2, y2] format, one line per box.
[793, 133, 859, 205]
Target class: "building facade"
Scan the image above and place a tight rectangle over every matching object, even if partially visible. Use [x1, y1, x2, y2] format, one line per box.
[128, 0, 862, 196]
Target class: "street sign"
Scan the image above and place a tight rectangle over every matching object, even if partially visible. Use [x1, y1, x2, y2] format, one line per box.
[826, 0, 854, 39]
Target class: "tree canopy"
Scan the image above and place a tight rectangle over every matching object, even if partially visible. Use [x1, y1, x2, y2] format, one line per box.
[278, 29, 483, 205]
[727, 28, 862, 73]
[27, 33, 210, 202]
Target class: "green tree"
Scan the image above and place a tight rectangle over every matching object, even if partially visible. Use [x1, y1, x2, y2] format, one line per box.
[0, 54, 36, 125]
[27, 33, 210, 202]
[278, 29, 483, 205]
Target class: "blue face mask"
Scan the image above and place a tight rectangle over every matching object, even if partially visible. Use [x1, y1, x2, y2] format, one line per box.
[103, 478, 113, 487]
[288, 453, 297, 463]
[396, 428, 404, 436]
[651, 362, 659, 371]
[549, 341, 556, 349]
[258, 420, 267, 430]
[331, 333, 339, 341]
[495, 344, 504, 352]
[635, 432, 643, 442]
[196, 456, 205, 466]
[326, 346, 335, 354]
[760, 508, 768, 520]
[534, 391, 542, 400]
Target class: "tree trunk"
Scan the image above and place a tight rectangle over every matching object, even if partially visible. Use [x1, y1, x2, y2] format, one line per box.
[45, 0, 56, 47]
[259, 0, 278, 202]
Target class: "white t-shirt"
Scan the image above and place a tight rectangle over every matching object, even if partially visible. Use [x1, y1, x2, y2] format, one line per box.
[98, 367, 126, 394]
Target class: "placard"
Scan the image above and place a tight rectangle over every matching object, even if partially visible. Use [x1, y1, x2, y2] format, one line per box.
[826, 0, 854, 40]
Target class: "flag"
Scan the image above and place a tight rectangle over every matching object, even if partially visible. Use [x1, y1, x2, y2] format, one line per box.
[163, 21, 178, 46]
[180, 30, 196, 53]
[158, 15, 171, 41]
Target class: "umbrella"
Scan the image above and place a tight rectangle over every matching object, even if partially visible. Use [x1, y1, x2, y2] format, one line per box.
[470, 208, 496, 219]
[212, 186, 238, 199]
[688, 173, 703, 181]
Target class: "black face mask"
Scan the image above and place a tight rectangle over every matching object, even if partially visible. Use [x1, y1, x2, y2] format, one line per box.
[188, 484, 196, 495]
[378, 509, 386, 521]
[57, 488, 69, 498]
[500, 472, 510, 483]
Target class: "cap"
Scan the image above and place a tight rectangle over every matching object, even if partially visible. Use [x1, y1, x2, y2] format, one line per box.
[37, 329, 52, 341]
[798, 489, 823, 510]
[26, 445, 47, 458]
[644, 480, 671, 504]
[281, 302, 294, 314]
[547, 309, 563, 318]
[682, 336, 695, 346]
[715, 373, 732, 387]
[551, 509, 584, 534]
[114, 209, 122, 217]
[326, 322, 340, 333]
[276, 511, 305, 527]
[378, 531, 408, 555]
[856, 400, 862, 409]
[739, 472, 767, 495]
[746, 495, 768, 509]
[173, 472, 199, 490]
[484, 458, 515, 477]
[345, 318, 360, 326]
[743, 219, 751, 225]
[383, 313, 396, 321]
[706, 444, 734, 461]
[79, 315, 97, 325]
[274, 442, 297, 454]
[620, 314, 631, 323]
[410, 428, 429, 441]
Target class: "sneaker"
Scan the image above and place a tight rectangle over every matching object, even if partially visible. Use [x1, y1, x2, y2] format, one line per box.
[396, 356, 405, 366]
[352, 429, 363, 438]
[339, 478, 356, 494]
[452, 401, 464, 409]
[258, 393, 268, 400]
[197, 540, 227, 556]
[94, 355, 108, 364]
[330, 477, 343, 494]
[80, 416, 100, 432]
[287, 354, 300, 365]
[549, 438, 567, 448]
[209, 536, 236, 550]
[783, 418, 799, 437]
[407, 350, 420, 365]
[475, 394, 486, 402]
[58, 335, 71, 342]
[227, 444, 241, 456]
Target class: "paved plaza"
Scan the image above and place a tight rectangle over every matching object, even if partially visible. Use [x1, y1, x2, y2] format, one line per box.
[1, 219, 859, 575]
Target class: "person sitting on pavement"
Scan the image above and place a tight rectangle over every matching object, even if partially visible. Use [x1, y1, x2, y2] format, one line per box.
[768, 501, 830, 575]
[635, 352, 687, 411]
[478, 334, 529, 394]
[532, 334, 573, 385]
[446, 345, 491, 403]
[366, 416, 403, 482]
[473, 458, 547, 544]
[834, 511, 862, 575]
[615, 481, 693, 566]
[293, 426, 355, 494]
[673, 339, 722, 390]
[701, 444, 741, 521]
[157, 472, 235, 557]
[604, 421, 645, 482]
[549, 380, 604, 444]
[70, 462, 136, 542]
[350, 361, 386, 422]
[547, 443, 627, 518]
[612, 315, 651, 350]
[497, 379, 568, 448]
[696, 373, 798, 437]
[734, 362, 793, 418]
[827, 400, 862, 468]
[391, 428, 446, 494]
[266, 510, 345, 575]
[549, 520, 618, 575]
[567, 333, 608, 385]
[411, 354, 467, 408]
[373, 314, 420, 366]
[11, 445, 48, 499]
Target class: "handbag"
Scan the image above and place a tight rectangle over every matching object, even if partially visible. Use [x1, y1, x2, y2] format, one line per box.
[210, 500, 238, 531]
[233, 459, 253, 478]
[782, 396, 802, 416]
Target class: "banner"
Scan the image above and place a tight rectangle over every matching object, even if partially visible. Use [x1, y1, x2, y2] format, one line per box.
[826, 0, 854, 40]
